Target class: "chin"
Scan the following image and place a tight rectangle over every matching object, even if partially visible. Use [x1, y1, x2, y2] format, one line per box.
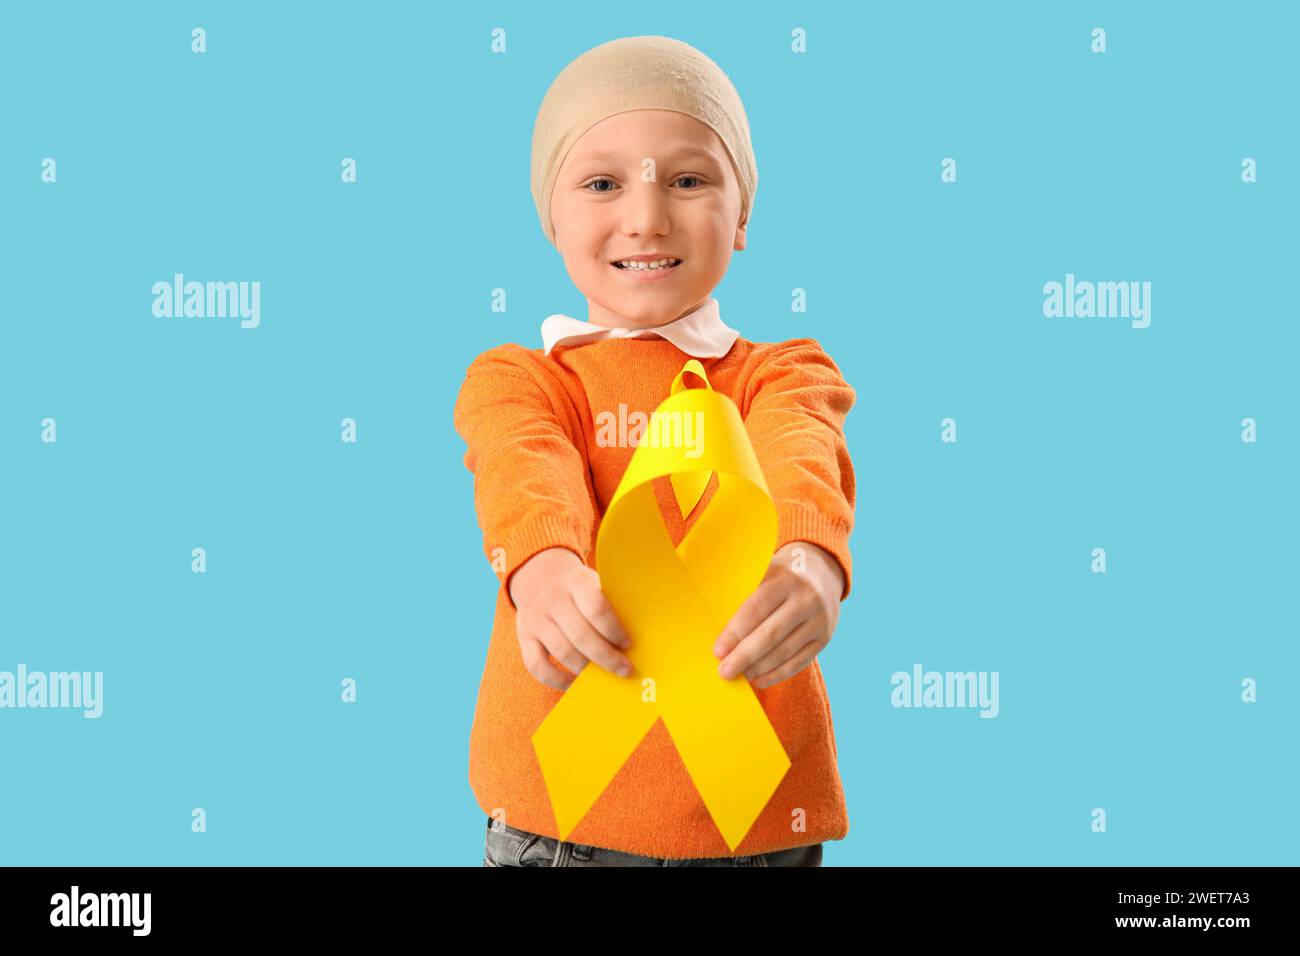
[611, 298, 687, 327]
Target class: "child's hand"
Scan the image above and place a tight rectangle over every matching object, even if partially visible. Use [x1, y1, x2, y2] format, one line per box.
[509, 547, 635, 691]
[711, 541, 844, 689]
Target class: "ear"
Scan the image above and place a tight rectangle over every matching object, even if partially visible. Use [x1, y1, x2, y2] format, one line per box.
[734, 215, 748, 252]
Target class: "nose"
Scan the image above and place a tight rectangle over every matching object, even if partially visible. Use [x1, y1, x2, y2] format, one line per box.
[620, 179, 671, 237]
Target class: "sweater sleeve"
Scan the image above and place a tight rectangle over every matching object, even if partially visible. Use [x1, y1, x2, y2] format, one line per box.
[743, 339, 857, 602]
[452, 345, 596, 611]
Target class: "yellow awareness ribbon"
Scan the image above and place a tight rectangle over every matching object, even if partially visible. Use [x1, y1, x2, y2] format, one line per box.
[531, 359, 791, 851]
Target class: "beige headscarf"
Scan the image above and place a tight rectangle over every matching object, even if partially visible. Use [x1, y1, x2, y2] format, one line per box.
[530, 35, 758, 247]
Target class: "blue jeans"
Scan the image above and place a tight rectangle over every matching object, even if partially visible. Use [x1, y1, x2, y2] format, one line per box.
[482, 814, 823, 867]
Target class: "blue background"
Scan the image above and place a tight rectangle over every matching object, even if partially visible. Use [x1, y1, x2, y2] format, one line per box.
[1, 1, 1295, 865]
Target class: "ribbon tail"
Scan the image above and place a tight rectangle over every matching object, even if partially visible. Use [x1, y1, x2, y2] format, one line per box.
[654, 610, 792, 852]
[531, 665, 658, 839]
[665, 711, 791, 852]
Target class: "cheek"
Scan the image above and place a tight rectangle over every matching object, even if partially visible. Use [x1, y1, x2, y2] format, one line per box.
[559, 222, 608, 268]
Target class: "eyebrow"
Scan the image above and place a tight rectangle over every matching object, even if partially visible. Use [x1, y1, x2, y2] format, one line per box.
[568, 145, 723, 168]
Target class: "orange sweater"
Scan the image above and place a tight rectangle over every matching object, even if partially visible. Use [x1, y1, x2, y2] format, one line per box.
[453, 334, 857, 859]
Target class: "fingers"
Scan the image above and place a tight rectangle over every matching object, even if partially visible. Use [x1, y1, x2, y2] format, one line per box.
[712, 579, 789, 661]
[744, 617, 819, 684]
[572, 585, 634, 650]
[520, 636, 576, 691]
[749, 637, 823, 689]
[515, 565, 637, 690]
[533, 617, 588, 679]
[717, 595, 803, 680]
[554, 593, 634, 678]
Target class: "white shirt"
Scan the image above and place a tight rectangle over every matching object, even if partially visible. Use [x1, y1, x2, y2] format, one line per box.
[541, 297, 741, 358]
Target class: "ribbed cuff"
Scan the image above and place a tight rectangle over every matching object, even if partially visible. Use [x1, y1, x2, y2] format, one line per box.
[775, 507, 853, 602]
[498, 515, 590, 612]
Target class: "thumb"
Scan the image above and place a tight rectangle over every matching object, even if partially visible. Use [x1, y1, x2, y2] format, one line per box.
[713, 566, 788, 658]
[712, 593, 759, 658]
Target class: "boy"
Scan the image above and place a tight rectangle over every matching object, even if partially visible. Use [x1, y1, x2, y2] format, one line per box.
[454, 35, 856, 866]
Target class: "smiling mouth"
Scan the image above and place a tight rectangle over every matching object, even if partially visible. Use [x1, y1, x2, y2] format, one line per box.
[611, 258, 683, 271]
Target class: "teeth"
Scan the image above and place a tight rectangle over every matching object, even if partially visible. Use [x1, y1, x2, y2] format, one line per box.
[615, 258, 681, 270]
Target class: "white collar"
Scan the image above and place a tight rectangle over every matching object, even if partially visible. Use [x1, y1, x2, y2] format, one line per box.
[540, 298, 740, 358]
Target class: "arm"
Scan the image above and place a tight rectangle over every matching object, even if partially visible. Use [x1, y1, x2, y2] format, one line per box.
[711, 341, 857, 687]
[743, 339, 857, 602]
[452, 345, 596, 611]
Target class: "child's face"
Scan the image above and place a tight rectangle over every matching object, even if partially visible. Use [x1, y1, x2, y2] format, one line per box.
[550, 109, 748, 330]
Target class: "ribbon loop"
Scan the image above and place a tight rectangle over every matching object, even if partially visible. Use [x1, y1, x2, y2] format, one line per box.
[670, 358, 714, 396]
